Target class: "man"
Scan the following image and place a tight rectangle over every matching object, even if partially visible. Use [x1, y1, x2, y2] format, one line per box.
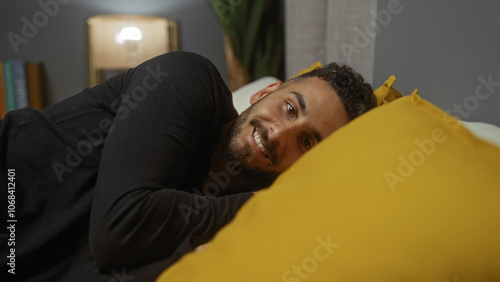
[0, 52, 375, 281]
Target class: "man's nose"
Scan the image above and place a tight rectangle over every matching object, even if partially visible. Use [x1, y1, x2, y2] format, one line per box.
[269, 121, 298, 148]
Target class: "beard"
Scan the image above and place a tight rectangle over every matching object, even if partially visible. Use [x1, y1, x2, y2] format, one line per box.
[226, 103, 280, 186]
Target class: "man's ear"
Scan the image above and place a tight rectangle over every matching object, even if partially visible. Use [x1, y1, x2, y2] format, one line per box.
[250, 81, 283, 105]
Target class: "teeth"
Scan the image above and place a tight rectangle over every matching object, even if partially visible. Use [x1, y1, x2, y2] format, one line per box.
[253, 131, 266, 153]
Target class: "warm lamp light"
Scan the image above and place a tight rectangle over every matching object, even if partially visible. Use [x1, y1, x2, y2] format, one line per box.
[115, 26, 143, 44]
[87, 14, 178, 87]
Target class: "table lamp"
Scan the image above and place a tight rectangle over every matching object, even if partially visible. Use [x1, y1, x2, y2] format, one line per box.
[87, 14, 178, 86]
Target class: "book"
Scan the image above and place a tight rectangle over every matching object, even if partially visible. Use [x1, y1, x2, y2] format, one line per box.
[25, 63, 45, 109]
[0, 61, 7, 118]
[2, 61, 17, 112]
[1, 61, 47, 116]
[13, 61, 30, 109]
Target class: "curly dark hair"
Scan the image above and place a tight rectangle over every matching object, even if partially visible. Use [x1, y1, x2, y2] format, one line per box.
[288, 63, 376, 120]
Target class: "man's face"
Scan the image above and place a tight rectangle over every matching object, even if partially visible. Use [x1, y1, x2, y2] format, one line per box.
[227, 77, 350, 184]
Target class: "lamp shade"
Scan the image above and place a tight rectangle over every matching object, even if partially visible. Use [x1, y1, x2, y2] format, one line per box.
[87, 14, 178, 86]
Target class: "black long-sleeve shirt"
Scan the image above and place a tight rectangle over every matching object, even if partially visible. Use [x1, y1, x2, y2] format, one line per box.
[0, 52, 252, 281]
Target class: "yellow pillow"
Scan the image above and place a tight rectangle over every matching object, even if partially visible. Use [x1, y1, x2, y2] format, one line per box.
[373, 75, 404, 106]
[157, 92, 500, 281]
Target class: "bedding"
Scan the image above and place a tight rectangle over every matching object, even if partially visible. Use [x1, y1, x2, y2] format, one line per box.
[232, 76, 279, 113]
[156, 78, 500, 281]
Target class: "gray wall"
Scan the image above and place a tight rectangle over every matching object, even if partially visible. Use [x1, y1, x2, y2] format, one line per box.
[2, 0, 499, 126]
[373, 0, 500, 126]
[0, 0, 227, 105]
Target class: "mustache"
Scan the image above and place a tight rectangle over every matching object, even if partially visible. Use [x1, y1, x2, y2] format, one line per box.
[250, 119, 278, 165]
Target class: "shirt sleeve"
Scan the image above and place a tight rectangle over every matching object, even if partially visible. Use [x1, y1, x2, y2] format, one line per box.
[89, 52, 253, 271]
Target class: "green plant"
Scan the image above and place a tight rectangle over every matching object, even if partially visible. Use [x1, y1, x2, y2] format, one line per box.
[206, 0, 284, 80]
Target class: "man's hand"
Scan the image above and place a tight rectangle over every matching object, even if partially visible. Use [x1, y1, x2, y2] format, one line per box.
[194, 243, 210, 254]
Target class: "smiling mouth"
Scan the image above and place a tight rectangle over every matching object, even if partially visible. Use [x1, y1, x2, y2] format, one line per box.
[253, 129, 269, 159]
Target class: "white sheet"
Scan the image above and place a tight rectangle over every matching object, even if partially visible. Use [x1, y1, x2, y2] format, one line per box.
[460, 121, 500, 149]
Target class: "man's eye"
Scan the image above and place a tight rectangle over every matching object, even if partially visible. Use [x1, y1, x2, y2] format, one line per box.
[286, 102, 296, 115]
[302, 136, 312, 150]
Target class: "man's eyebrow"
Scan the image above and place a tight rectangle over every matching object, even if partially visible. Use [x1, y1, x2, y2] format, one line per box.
[291, 91, 307, 115]
[290, 91, 323, 142]
[311, 128, 323, 143]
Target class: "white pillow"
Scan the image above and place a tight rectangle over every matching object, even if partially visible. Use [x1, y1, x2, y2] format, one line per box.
[460, 121, 500, 148]
[231, 76, 279, 114]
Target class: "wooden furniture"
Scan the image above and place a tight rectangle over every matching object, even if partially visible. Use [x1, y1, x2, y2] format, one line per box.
[87, 14, 179, 87]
